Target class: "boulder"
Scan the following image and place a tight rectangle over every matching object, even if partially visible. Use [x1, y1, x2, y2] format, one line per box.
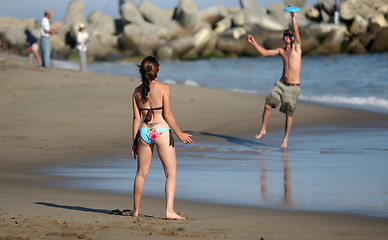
[340, 0, 378, 21]
[4, 27, 25, 45]
[263, 36, 284, 50]
[358, 33, 374, 49]
[181, 27, 212, 58]
[121, 1, 144, 24]
[347, 37, 368, 54]
[156, 45, 174, 60]
[214, 17, 232, 33]
[267, 3, 289, 28]
[199, 4, 228, 27]
[300, 30, 319, 53]
[370, 27, 388, 52]
[305, 6, 321, 22]
[283, 0, 306, 8]
[318, 0, 334, 14]
[306, 23, 347, 38]
[349, 14, 368, 35]
[64, 1, 85, 28]
[370, 14, 388, 28]
[87, 36, 116, 59]
[316, 28, 346, 54]
[368, 22, 381, 35]
[88, 11, 116, 36]
[175, 0, 200, 31]
[167, 35, 195, 57]
[138, 1, 174, 26]
[231, 10, 246, 27]
[240, 0, 284, 31]
[217, 34, 247, 55]
[0, 17, 35, 32]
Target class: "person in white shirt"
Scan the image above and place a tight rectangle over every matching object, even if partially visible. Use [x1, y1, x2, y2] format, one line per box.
[76, 23, 90, 73]
[39, 9, 57, 68]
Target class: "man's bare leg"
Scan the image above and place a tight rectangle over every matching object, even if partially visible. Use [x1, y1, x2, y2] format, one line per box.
[281, 115, 293, 148]
[255, 104, 272, 139]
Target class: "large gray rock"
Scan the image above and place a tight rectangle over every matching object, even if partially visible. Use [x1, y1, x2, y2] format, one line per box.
[217, 33, 247, 54]
[370, 27, 388, 52]
[316, 28, 346, 54]
[175, 0, 200, 31]
[349, 14, 368, 35]
[121, 1, 144, 24]
[240, 0, 284, 31]
[340, 0, 378, 21]
[199, 4, 228, 27]
[88, 11, 115, 36]
[181, 27, 213, 58]
[283, 0, 306, 8]
[306, 23, 347, 38]
[318, 0, 335, 14]
[87, 35, 116, 59]
[347, 37, 368, 54]
[370, 14, 388, 28]
[300, 30, 319, 53]
[0, 17, 35, 32]
[166, 35, 194, 57]
[267, 3, 289, 28]
[138, 1, 174, 26]
[214, 17, 232, 33]
[64, 1, 85, 28]
[231, 10, 246, 27]
[4, 27, 25, 45]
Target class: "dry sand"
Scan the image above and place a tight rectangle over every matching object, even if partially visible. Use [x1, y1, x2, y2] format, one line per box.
[1, 53, 388, 240]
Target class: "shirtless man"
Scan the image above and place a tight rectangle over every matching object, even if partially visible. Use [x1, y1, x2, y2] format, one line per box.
[247, 8, 302, 148]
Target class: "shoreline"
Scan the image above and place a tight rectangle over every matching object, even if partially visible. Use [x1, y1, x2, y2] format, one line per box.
[1, 52, 388, 239]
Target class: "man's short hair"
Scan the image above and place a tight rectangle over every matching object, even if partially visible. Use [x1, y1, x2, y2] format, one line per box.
[283, 29, 293, 37]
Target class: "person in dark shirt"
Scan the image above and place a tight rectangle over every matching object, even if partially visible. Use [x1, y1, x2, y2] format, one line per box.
[25, 30, 42, 65]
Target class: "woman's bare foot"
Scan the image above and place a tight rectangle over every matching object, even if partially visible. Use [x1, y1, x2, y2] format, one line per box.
[280, 140, 288, 148]
[255, 130, 266, 139]
[166, 211, 186, 220]
[131, 210, 139, 217]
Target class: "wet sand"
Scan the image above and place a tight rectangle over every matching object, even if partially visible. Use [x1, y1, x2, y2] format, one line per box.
[1, 53, 388, 239]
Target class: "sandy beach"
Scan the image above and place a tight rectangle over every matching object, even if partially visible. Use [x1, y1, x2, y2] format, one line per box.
[1, 53, 388, 240]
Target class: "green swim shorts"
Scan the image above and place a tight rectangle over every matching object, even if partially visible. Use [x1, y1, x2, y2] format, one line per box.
[265, 81, 300, 116]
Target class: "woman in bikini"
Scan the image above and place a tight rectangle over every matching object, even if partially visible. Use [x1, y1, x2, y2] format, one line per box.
[131, 56, 193, 220]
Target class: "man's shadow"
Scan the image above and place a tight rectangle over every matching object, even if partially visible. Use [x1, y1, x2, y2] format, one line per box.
[185, 131, 269, 148]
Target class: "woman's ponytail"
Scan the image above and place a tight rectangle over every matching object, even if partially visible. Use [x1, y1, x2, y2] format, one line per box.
[138, 56, 159, 102]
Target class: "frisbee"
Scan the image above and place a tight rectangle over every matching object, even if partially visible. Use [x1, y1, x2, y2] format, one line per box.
[284, 6, 300, 12]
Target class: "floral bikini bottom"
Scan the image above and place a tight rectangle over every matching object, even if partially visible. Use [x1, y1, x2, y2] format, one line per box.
[139, 127, 170, 145]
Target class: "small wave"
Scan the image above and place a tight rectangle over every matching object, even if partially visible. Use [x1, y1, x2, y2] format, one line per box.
[162, 79, 200, 87]
[162, 79, 177, 85]
[300, 95, 388, 109]
[229, 88, 265, 95]
[184, 79, 200, 87]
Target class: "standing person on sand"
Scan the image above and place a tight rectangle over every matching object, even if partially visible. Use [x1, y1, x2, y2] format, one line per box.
[39, 9, 57, 68]
[247, 6, 302, 148]
[76, 23, 90, 73]
[131, 56, 193, 220]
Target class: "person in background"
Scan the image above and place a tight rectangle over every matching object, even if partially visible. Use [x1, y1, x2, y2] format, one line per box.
[39, 9, 57, 68]
[131, 56, 193, 220]
[76, 23, 90, 73]
[247, 7, 302, 148]
[333, 0, 340, 24]
[25, 30, 42, 65]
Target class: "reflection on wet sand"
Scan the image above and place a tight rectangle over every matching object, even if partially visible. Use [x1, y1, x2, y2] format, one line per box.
[259, 150, 292, 207]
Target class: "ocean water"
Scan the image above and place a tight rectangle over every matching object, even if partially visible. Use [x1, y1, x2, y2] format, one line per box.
[42, 126, 388, 218]
[53, 52, 388, 114]
[47, 53, 388, 218]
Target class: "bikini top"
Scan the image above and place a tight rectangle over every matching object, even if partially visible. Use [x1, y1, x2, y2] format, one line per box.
[138, 107, 163, 124]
